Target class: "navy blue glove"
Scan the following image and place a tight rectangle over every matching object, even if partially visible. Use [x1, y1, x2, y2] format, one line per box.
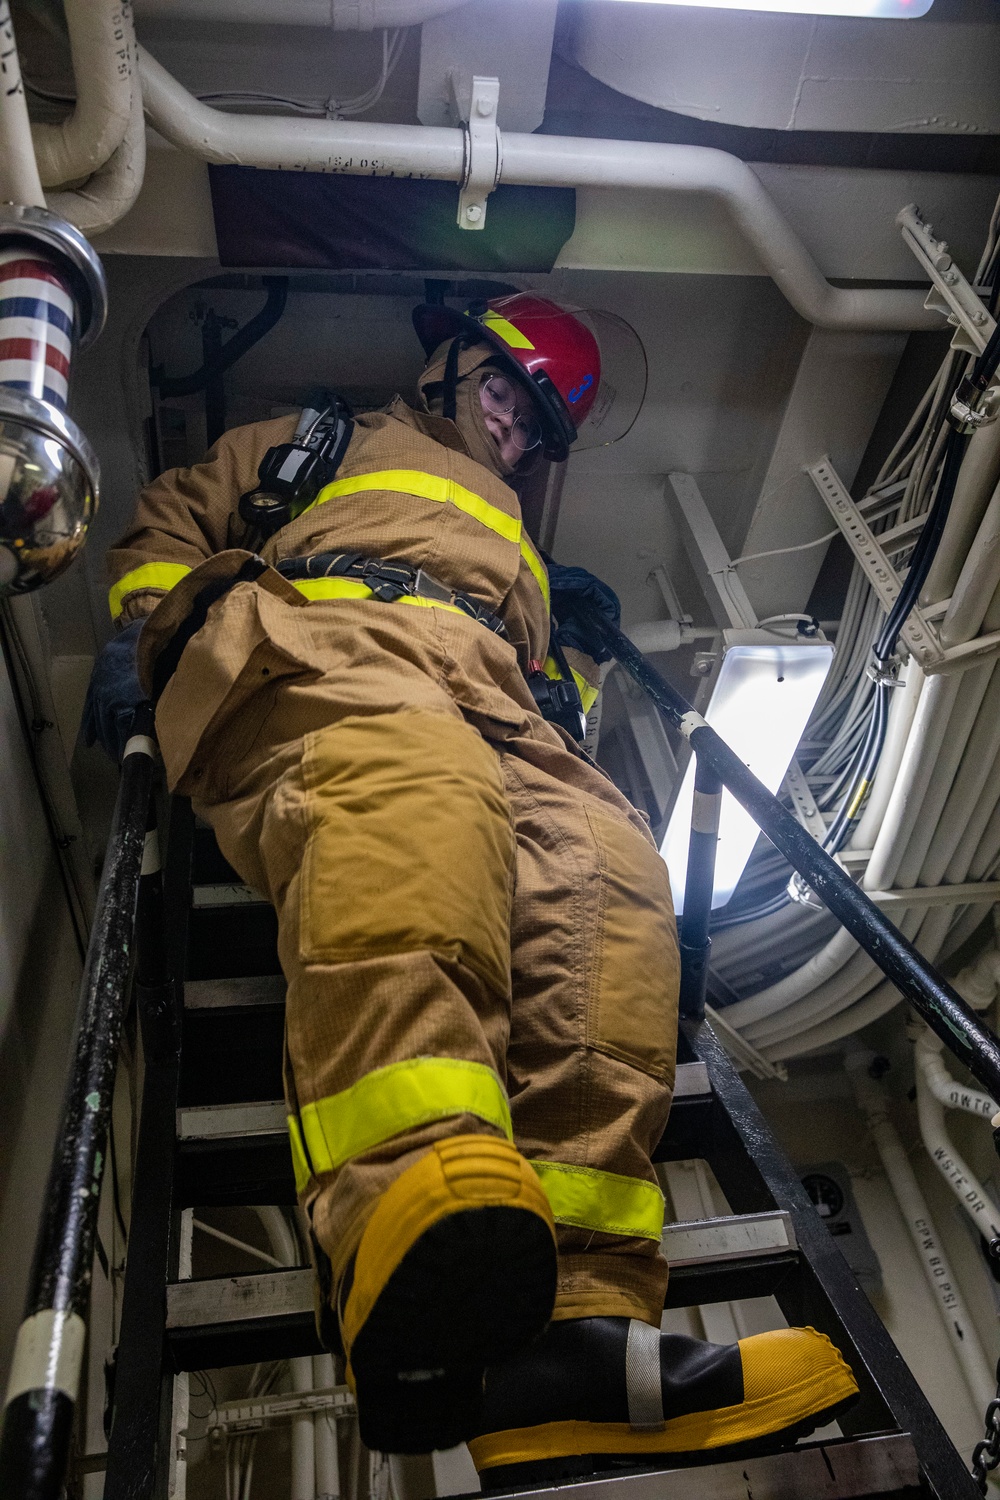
[546, 561, 621, 664]
[82, 620, 146, 763]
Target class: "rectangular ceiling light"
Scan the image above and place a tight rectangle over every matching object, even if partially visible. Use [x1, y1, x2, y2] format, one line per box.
[596, 0, 932, 16]
[660, 641, 834, 916]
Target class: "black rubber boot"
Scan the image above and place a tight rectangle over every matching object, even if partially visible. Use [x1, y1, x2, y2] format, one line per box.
[468, 1315, 859, 1487]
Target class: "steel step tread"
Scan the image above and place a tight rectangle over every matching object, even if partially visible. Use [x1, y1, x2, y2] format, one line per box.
[173, 1062, 714, 1206]
[479, 1432, 920, 1500]
[166, 1209, 800, 1365]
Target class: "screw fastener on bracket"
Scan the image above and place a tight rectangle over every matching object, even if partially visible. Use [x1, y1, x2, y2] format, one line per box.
[455, 75, 501, 232]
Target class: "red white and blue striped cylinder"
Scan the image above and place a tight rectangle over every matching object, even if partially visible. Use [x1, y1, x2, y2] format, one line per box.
[0, 248, 77, 414]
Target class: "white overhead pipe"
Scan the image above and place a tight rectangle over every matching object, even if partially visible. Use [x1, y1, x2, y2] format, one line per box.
[918, 1029, 998, 1121]
[31, 0, 134, 190]
[847, 1053, 995, 1411]
[890, 663, 993, 890]
[940, 481, 1000, 649]
[134, 0, 471, 24]
[313, 1351, 340, 1500]
[915, 1029, 1000, 1252]
[921, 419, 1000, 609]
[0, 0, 46, 206]
[850, 659, 921, 850]
[47, 56, 146, 236]
[135, 46, 938, 334]
[626, 620, 715, 654]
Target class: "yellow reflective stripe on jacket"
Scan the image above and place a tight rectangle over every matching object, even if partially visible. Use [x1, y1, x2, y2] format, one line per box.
[108, 561, 192, 620]
[307, 469, 521, 545]
[520, 539, 550, 612]
[542, 654, 599, 715]
[300, 1057, 513, 1175]
[287, 1115, 312, 1196]
[529, 1160, 665, 1241]
[291, 576, 468, 621]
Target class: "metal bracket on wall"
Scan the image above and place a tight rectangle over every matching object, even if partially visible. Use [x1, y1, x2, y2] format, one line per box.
[807, 457, 1000, 675]
[667, 472, 758, 631]
[454, 74, 501, 231]
[897, 204, 996, 356]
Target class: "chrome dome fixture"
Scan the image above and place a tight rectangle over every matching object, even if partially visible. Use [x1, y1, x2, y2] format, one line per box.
[0, 204, 107, 595]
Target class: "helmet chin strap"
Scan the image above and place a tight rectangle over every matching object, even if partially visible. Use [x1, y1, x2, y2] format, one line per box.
[442, 335, 464, 422]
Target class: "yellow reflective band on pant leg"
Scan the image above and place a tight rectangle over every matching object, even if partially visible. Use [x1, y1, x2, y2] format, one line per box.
[529, 1161, 665, 1241]
[287, 1115, 313, 1196]
[108, 561, 192, 620]
[300, 1057, 514, 1175]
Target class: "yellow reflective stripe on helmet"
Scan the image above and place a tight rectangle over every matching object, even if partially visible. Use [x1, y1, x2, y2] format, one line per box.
[290, 576, 470, 620]
[542, 655, 599, 715]
[482, 309, 535, 350]
[287, 1115, 313, 1196]
[108, 561, 192, 620]
[308, 470, 521, 545]
[300, 1058, 513, 1175]
[529, 1160, 665, 1241]
[520, 539, 550, 612]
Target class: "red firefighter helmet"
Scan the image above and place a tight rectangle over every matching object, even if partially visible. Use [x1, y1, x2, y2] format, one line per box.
[413, 293, 607, 463]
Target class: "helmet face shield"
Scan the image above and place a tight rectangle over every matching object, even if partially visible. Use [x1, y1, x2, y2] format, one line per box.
[499, 302, 648, 454]
[412, 292, 648, 462]
[570, 308, 648, 452]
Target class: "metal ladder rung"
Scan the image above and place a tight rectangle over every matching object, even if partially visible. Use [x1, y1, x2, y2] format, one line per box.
[184, 975, 286, 1010]
[484, 1433, 920, 1499]
[178, 1101, 287, 1141]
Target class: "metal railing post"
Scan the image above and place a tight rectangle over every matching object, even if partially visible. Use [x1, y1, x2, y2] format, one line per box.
[0, 708, 157, 1500]
[679, 757, 722, 1022]
[586, 611, 1000, 1115]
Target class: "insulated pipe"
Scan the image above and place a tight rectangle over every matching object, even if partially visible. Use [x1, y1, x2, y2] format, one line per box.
[591, 612, 1000, 1101]
[254, 1209, 317, 1500]
[0, 0, 45, 207]
[766, 979, 902, 1060]
[47, 60, 146, 237]
[916, 1044, 1000, 1247]
[851, 660, 922, 852]
[135, 47, 938, 334]
[847, 1054, 995, 1412]
[921, 665, 1000, 886]
[31, 0, 134, 190]
[313, 1353, 340, 1500]
[918, 1029, 998, 1121]
[921, 418, 1000, 608]
[134, 0, 471, 24]
[864, 672, 962, 893]
[940, 481, 1000, 648]
[891, 664, 993, 891]
[626, 620, 714, 654]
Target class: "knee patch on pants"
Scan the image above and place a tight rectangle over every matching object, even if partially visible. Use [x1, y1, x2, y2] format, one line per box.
[299, 710, 514, 996]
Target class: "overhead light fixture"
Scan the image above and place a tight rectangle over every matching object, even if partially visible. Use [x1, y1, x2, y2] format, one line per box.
[661, 638, 833, 915]
[597, 0, 931, 16]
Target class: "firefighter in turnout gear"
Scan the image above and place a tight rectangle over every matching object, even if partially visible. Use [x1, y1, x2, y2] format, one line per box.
[87, 293, 858, 1465]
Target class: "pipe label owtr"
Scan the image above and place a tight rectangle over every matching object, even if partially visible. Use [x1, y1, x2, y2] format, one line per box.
[4, 1309, 86, 1406]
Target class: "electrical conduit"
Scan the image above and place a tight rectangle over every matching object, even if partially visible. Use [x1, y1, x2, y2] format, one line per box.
[847, 1053, 995, 1411]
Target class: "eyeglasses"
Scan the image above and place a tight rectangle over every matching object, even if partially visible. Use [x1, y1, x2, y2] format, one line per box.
[480, 374, 543, 452]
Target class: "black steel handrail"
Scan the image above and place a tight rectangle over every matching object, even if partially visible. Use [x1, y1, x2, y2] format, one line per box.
[0, 707, 158, 1500]
[588, 612, 1000, 1115]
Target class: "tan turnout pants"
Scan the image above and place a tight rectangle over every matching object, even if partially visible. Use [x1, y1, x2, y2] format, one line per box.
[147, 576, 680, 1324]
